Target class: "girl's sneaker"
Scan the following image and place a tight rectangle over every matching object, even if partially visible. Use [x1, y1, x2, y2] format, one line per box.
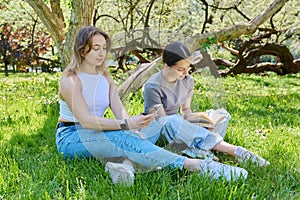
[235, 146, 270, 167]
[200, 158, 248, 181]
[105, 162, 135, 186]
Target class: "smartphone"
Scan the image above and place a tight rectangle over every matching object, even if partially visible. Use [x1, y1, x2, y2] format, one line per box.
[149, 104, 163, 114]
[141, 104, 163, 115]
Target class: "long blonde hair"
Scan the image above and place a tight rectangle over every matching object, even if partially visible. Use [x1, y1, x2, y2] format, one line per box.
[62, 26, 111, 76]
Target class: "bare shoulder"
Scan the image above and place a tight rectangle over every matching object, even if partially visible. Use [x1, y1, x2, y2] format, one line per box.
[60, 74, 80, 86]
[60, 74, 82, 95]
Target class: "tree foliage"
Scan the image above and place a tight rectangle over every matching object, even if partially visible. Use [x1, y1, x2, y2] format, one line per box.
[0, 23, 52, 76]
[0, 0, 58, 76]
[1, 0, 299, 91]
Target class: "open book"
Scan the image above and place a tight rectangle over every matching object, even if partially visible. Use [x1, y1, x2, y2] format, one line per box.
[186, 110, 226, 129]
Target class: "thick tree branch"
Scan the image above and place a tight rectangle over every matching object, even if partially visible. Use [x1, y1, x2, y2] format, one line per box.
[236, 62, 284, 74]
[118, 57, 161, 99]
[224, 42, 300, 76]
[250, 0, 286, 26]
[220, 43, 239, 56]
[50, 0, 65, 24]
[25, 0, 65, 44]
[185, 0, 289, 51]
[213, 58, 235, 67]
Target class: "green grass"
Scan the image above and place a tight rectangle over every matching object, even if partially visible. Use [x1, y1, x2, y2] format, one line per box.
[0, 72, 299, 199]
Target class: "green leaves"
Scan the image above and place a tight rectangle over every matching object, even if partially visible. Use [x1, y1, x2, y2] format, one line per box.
[201, 36, 217, 50]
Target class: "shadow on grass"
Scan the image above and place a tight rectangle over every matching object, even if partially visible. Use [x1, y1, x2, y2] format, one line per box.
[4, 101, 115, 198]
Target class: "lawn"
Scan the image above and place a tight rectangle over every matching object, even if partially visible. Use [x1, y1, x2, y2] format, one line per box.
[0, 72, 299, 199]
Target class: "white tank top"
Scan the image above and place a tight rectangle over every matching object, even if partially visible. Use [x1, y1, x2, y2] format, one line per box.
[59, 72, 110, 122]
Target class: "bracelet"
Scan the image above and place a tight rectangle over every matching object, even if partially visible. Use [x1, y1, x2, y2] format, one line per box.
[124, 119, 129, 130]
[120, 119, 129, 130]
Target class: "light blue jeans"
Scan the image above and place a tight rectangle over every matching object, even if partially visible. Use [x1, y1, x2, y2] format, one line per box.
[157, 114, 223, 150]
[56, 120, 186, 170]
[56, 115, 222, 170]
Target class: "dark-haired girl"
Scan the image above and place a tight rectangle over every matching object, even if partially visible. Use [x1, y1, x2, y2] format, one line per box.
[143, 42, 269, 169]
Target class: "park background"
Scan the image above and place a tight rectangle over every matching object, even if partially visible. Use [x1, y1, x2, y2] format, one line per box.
[0, 0, 299, 199]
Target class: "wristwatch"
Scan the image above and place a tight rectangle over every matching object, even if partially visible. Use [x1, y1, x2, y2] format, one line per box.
[120, 119, 129, 130]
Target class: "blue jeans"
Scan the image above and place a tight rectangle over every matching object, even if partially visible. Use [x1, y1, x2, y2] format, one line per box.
[56, 115, 222, 169]
[56, 120, 186, 170]
[157, 115, 223, 150]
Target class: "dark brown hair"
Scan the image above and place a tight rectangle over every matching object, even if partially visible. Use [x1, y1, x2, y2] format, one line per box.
[162, 42, 191, 67]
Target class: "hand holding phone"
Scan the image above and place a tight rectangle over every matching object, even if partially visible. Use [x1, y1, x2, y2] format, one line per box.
[149, 104, 163, 114]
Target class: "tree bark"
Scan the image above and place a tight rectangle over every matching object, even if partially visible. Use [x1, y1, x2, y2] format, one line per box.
[228, 43, 300, 75]
[213, 58, 234, 68]
[118, 57, 162, 99]
[25, 0, 65, 44]
[184, 0, 289, 52]
[61, 0, 95, 68]
[25, 0, 95, 68]
[193, 50, 220, 78]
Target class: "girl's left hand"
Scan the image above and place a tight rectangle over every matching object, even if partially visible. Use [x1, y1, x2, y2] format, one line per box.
[127, 113, 156, 129]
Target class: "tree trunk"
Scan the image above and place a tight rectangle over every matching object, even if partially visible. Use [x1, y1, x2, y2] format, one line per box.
[62, 0, 95, 67]
[25, 0, 95, 68]
[25, 0, 65, 44]
[4, 59, 8, 77]
[193, 50, 220, 78]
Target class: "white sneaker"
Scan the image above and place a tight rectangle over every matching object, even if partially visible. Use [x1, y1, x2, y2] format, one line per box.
[200, 158, 248, 181]
[182, 148, 219, 161]
[235, 146, 270, 167]
[105, 162, 135, 186]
